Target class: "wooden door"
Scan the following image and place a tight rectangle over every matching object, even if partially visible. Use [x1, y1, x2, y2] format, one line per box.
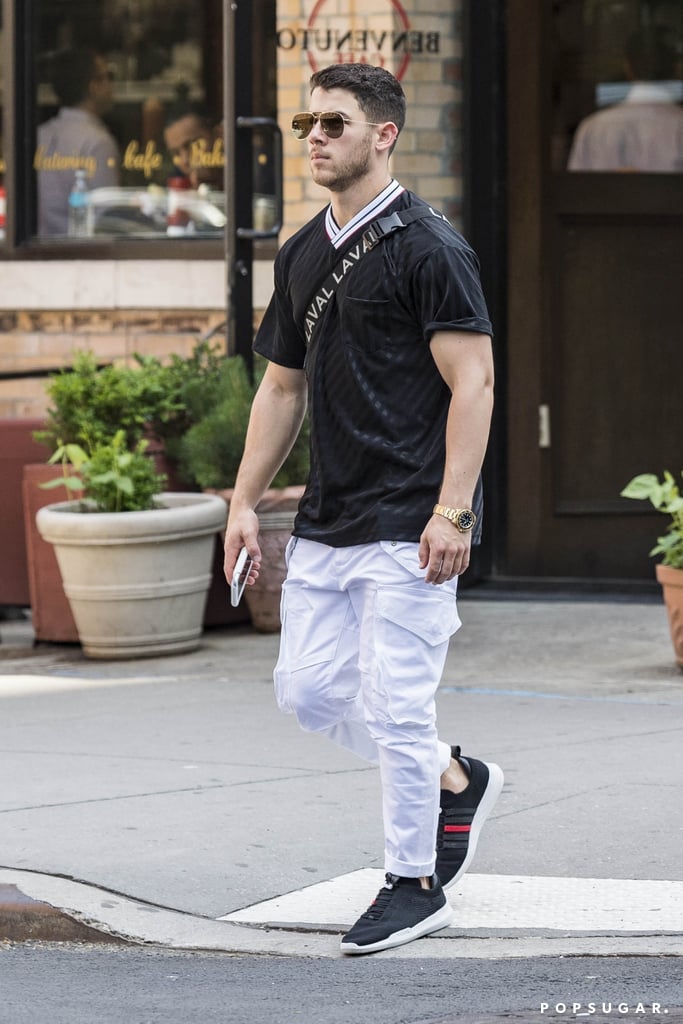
[505, 0, 683, 582]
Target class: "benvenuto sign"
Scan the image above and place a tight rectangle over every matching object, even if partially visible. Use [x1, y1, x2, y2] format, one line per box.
[277, 0, 441, 80]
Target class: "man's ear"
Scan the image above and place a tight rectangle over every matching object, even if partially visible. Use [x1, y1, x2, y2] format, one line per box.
[376, 121, 399, 153]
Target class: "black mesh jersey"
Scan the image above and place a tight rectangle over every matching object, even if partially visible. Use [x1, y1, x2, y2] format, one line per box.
[254, 188, 493, 547]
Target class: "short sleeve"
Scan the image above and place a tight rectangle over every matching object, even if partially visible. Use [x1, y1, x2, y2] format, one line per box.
[253, 258, 308, 369]
[410, 241, 493, 341]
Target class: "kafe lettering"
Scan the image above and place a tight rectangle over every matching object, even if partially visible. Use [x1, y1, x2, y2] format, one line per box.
[123, 140, 163, 179]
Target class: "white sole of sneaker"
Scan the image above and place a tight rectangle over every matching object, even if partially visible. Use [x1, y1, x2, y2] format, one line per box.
[442, 761, 505, 891]
[340, 901, 455, 955]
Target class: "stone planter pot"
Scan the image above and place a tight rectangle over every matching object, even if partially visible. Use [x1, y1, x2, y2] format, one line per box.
[36, 492, 227, 659]
[655, 563, 683, 669]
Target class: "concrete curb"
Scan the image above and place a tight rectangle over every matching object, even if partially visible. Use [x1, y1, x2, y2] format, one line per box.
[2, 869, 682, 960]
[0, 881, 127, 945]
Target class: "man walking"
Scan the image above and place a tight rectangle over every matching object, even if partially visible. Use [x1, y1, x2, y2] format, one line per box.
[224, 63, 503, 955]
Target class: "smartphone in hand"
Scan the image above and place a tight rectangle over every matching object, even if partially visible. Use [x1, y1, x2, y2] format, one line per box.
[231, 546, 255, 607]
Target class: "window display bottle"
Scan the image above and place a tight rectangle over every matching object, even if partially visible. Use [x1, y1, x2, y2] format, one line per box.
[67, 170, 90, 237]
[166, 176, 192, 236]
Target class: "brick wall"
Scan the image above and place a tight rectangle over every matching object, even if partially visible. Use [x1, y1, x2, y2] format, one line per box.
[0, 309, 225, 419]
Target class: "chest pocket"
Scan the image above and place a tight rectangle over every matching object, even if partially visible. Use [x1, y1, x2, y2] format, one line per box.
[339, 295, 401, 354]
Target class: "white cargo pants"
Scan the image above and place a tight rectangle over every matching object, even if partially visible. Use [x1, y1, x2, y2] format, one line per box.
[273, 537, 461, 878]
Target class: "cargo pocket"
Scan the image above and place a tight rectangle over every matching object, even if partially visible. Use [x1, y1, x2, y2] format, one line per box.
[274, 584, 350, 717]
[366, 583, 461, 727]
[376, 584, 460, 648]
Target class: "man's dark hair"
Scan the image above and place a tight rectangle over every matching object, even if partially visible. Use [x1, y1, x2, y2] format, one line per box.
[163, 81, 216, 132]
[164, 103, 213, 133]
[625, 28, 677, 81]
[49, 48, 100, 107]
[309, 63, 406, 136]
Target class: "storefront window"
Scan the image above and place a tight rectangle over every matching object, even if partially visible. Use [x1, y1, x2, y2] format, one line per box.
[552, 0, 683, 172]
[32, 0, 227, 241]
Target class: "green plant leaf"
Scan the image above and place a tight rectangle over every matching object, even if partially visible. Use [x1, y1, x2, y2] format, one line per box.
[116, 477, 135, 496]
[39, 475, 83, 492]
[620, 474, 660, 500]
[623, 469, 683, 569]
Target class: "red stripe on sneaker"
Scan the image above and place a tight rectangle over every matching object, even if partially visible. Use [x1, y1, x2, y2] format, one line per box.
[444, 825, 471, 833]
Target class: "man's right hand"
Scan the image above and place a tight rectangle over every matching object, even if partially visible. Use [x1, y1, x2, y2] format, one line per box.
[223, 508, 262, 589]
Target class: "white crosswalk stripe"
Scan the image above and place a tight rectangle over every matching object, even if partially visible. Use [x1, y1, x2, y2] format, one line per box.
[221, 869, 683, 933]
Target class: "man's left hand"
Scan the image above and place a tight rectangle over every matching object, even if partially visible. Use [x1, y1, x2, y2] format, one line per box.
[418, 515, 472, 583]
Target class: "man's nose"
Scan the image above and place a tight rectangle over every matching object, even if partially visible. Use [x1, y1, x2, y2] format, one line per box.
[308, 117, 327, 143]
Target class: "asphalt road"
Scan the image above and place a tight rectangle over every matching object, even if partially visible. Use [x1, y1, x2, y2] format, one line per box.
[1, 946, 681, 1024]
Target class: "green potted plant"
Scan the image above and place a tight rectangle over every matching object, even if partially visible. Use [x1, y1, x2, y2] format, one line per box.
[34, 350, 163, 454]
[35, 341, 226, 482]
[179, 353, 309, 632]
[621, 471, 683, 668]
[25, 341, 229, 643]
[177, 353, 309, 490]
[35, 430, 227, 660]
[42, 432, 166, 514]
[25, 351, 148, 643]
[133, 339, 227, 478]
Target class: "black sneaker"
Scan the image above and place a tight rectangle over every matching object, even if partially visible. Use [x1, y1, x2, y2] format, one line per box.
[436, 745, 504, 890]
[340, 873, 454, 955]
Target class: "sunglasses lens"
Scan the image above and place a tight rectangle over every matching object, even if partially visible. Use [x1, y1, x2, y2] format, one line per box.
[292, 113, 314, 139]
[291, 112, 347, 140]
[320, 113, 345, 138]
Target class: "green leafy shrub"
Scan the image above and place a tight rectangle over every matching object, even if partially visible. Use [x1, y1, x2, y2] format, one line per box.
[36, 341, 308, 497]
[621, 471, 683, 570]
[36, 350, 164, 452]
[134, 340, 226, 466]
[42, 431, 166, 513]
[178, 354, 309, 489]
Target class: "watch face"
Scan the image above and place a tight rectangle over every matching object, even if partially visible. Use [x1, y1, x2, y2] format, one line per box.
[456, 510, 475, 531]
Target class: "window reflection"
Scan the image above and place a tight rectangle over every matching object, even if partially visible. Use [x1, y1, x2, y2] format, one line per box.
[553, 0, 683, 173]
[162, 106, 224, 190]
[37, 50, 121, 235]
[34, 0, 227, 240]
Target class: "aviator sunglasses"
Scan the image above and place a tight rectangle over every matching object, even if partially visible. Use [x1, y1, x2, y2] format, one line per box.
[291, 110, 384, 140]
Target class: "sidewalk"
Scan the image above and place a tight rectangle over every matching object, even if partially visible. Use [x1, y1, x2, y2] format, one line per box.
[1, 593, 682, 959]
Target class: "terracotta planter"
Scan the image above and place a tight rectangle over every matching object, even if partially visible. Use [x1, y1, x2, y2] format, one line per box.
[23, 463, 79, 642]
[36, 492, 227, 659]
[212, 486, 304, 633]
[655, 563, 683, 669]
[247, 487, 304, 633]
[0, 421, 50, 607]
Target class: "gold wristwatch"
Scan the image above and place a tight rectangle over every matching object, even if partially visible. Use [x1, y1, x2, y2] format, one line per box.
[433, 504, 477, 533]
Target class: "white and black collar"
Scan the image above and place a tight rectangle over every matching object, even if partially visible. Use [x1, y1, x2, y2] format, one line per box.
[325, 179, 405, 250]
